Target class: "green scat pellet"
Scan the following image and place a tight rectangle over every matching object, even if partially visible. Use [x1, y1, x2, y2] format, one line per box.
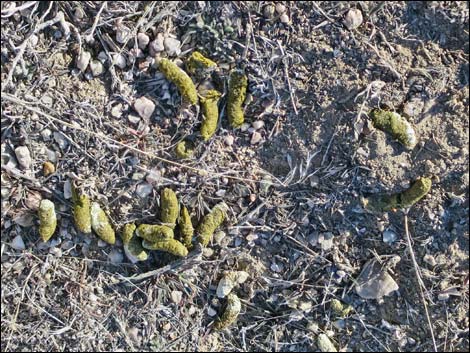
[72, 186, 91, 234]
[121, 223, 136, 244]
[160, 188, 179, 228]
[179, 206, 194, 249]
[124, 235, 148, 263]
[158, 58, 198, 105]
[197, 203, 226, 247]
[186, 51, 217, 75]
[362, 177, 432, 212]
[39, 199, 57, 242]
[200, 90, 221, 141]
[136, 224, 174, 242]
[175, 140, 193, 159]
[141, 239, 189, 257]
[90, 202, 115, 244]
[330, 299, 352, 317]
[214, 293, 241, 330]
[369, 109, 417, 149]
[227, 70, 248, 128]
[317, 334, 337, 352]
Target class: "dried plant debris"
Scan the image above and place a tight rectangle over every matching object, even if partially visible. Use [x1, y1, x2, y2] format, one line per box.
[90, 202, 115, 244]
[317, 334, 337, 352]
[362, 177, 432, 212]
[136, 224, 174, 242]
[158, 58, 198, 105]
[38, 199, 57, 242]
[72, 185, 91, 234]
[200, 90, 221, 141]
[355, 258, 399, 300]
[160, 188, 179, 228]
[369, 109, 417, 149]
[178, 206, 194, 249]
[197, 203, 227, 246]
[141, 239, 188, 257]
[175, 140, 194, 159]
[186, 51, 217, 75]
[124, 236, 148, 263]
[214, 293, 241, 330]
[227, 70, 248, 128]
[216, 271, 249, 298]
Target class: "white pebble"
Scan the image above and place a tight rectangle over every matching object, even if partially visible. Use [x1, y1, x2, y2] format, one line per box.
[97, 51, 108, 63]
[112, 53, 127, 69]
[149, 34, 165, 56]
[382, 229, 398, 244]
[41, 128, 52, 141]
[63, 180, 72, 199]
[76, 51, 91, 72]
[163, 37, 181, 56]
[116, 26, 131, 44]
[89, 60, 104, 77]
[250, 131, 262, 144]
[207, 306, 217, 317]
[224, 135, 234, 146]
[14, 146, 32, 169]
[280, 13, 290, 24]
[275, 3, 286, 14]
[343, 8, 363, 30]
[135, 182, 153, 198]
[171, 290, 183, 304]
[111, 103, 123, 118]
[134, 96, 155, 120]
[10, 235, 25, 251]
[240, 123, 250, 132]
[53, 131, 69, 149]
[252, 120, 265, 130]
[137, 32, 150, 50]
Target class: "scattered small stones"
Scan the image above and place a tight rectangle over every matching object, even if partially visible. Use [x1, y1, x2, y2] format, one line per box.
[115, 25, 131, 44]
[133, 96, 155, 120]
[163, 36, 181, 56]
[127, 114, 140, 125]
[250, 131, 262, 144]
[10, 235, 26, 251]
[14, 146, 32, 169]
[135, 182, 153, 198]
[216, 271, 249, 298]
[76, 51, 91, 71]
[275, 3, 286, 14]
[89, 60, 104, 77]
[137, 32, 150, 50]
[343, 8, 363, 30]
[41, 128, 52, 141]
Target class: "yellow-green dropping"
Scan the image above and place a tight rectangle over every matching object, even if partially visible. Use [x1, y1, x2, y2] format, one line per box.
[330, 299, 352, 317]
[317, 334, 337, 352]
[124, 236, 148, 263]
[160, 188, 179, 228]
[227, 70, 248, 128]
[362, 177, 432, 212]
[200, 90, 221, 141]
[158, 58, 198, 105]
[72, 185, 91, 234]
[136, 224, 174, 242]
[142, 239, 188, 257]
[121, 223, 136, 244]
[214, 293, 241, 330]
[90, 202, 115, 244]
[197, 203, 226, 246]
[39, 199, 57, 242]
[186, 51, 217, 75]
[178, 206, 194, 249]
[175, 140, 193, 159]
[369, 109, 417, 149]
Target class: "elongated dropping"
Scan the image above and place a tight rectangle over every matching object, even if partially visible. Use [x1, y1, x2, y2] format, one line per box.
[72, 185, 91, 233]
[142, 239, 188, 257]
[160, 188, 179, 228]
[158, 58, 198, 104]
[39, 199, 57, 242]
[200, 90, 221, 141]
[227, 70, 248, 128]
[178, 206, 194, 249]
[197, 203, 226, 247]
[136, 224, 174, 242]
[90, 202, 115, 244]
[369, 109, 417, 149]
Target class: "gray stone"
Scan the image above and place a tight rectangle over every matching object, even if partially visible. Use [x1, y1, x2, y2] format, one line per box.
[14, 146, 32, 169]
[134, 96, 155, 120]
[163, 37, 181, 56]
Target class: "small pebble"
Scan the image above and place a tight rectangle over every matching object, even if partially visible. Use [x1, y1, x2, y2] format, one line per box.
[89, 60, 104, 76]
[240, 123, 250, 132]
[171, 290, 183, 304]
[343, 8, 363, 30]
[53, 132, 69, 150]
[137, 32, 150, 50]
[111, 104, 123, 118]
[116, 26, 131, 44]
[134, 96, 155, 120]
[128, 115, 141, 125]
[97, 51, 108, 63]
[76, 51, 91, 71]
[275, 3, 286, 14]
[252, 120, 265, 130]
[423, 254, 437, 267]
[279, 13, 290, 24]
[135, 182, 153, 198]
[251, 131, 262, 144]
[14, 146, 32, 169]
[207, 306, 217, 317]
[63, 180, 72, 199]
[163, 37, 181, 56]
[263, 4, 275, 19]
[224, 135, 234, 146]
[112, 53, 127, 69]
[10, 235, 26, 251]
[382, 229, 398, 244]
[149, 34, 165, 56]
[41, 128, 52, 141]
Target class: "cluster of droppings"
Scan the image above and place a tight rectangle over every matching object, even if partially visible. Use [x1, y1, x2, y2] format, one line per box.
[197, 203, 227, 246]
[38, 200, 57, 242]
[200, 90, 222, 141]
[369, 109, 417, 149]
[227, 70, 248, 128]
[362, 177, 432, 212]
[158, 58, 198, 105]
[90, 202, 115, 244]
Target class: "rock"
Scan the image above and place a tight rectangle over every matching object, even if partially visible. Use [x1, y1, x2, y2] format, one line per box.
[263, 4, 275, 19]
[89, 60, 104, 76]
[163, 37, 181, 56]
[108, 249, 124, 263]
[53, 131, 69, 149]
[63, 179, 72, 199]
[128, 115, 141, 125]
[224, 135, 234, 146]
[319, 232, 334, 250]
[250, 131, 262, 144]
[112, 53, 127, 69]
[134, 96, 155, 120]
[207, 306, 217, 317]
[111, 103, 123, 118]
[275, 3, 286, 14]
[14, 146, 32, 169]
[382, 229, 398, 244]
[13, 213, 35, 227]
[97, 51, 108, 63]
[41, 95, 53, 105]
[76, 51, 91, 71]
[10, 235, 26, 250]
[146, 169, 162, 185]
[240, 123, 250, 132]
[216, 271, 249, 298]
[355, 258, 399, 300]
[252, 120, 265, 130]
[135, 182, 153, 198]
[41, 128, 52, 141]
[149, 34, 165, 56]
[280, 13, 290, 24]
[343, 8, 363, 30]
[137, 32, 150, 50]
[171, 290, 183, 304]
[116, 26, 131, 44]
